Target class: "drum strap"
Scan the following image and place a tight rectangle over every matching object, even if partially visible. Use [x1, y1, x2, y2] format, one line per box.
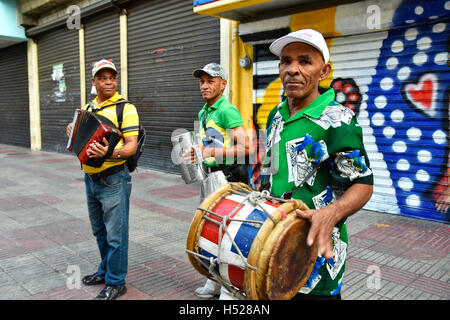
[201, 111, 213, 144]
[282, 164, 320, 200]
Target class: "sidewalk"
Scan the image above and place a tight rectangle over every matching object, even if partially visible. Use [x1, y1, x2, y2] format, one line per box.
[0, 143, 448, 300]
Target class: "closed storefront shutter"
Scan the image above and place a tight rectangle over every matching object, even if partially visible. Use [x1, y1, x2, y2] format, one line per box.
[248, 1, 449, 222]
[38, 27, 80, 153]
[0, 42, 30, 147]
[127, 0, 220, 172]
[84, 9, 121, 102]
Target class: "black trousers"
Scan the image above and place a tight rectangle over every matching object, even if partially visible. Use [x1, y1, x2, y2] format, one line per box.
[210, 164, 249, 184]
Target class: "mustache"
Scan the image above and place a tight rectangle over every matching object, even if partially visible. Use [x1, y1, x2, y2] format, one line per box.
[283, 75, 304, 84]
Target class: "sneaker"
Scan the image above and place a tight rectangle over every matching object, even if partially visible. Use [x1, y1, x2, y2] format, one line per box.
[194, 279, 221, 298]
[219, 286, 238, 300]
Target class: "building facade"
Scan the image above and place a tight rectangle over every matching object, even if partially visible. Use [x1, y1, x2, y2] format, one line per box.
[0, 0, 221, 172]
[0, 0, 448, 222]
[0, 0, 29, 147]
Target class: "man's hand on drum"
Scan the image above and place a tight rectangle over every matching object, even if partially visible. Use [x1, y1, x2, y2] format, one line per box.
[295, 206, 336, 260]
[87, 138, 109, 158]
[295, 183, 373, 260]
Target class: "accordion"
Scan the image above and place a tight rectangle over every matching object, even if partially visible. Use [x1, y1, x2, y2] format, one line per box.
[67, 109, 123, 168]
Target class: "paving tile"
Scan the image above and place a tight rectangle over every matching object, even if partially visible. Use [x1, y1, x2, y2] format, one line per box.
[0, 234, 29, 259]
[150, 184, 200, 199]
[30, 285, 93, 300]
[117, 284, 153, 300]
[3, 228, 58, 253]
[393, 286, 422, 300]
[409, 276, 450, 299]
[130, 198, 193, 223]
[0, 282, 31, 300]
[1, 205, 74, 228]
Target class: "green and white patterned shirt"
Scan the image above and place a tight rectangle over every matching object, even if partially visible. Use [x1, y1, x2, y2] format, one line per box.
[263, 86, 373, 296]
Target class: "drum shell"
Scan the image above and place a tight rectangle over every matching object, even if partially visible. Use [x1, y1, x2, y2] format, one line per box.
[186, 183, 316, 300]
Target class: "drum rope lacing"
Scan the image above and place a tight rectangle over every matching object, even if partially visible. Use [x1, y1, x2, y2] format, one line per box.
[186, 183, 302, 299]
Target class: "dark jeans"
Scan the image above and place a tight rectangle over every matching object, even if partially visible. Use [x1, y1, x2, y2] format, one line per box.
[84, 167, 132, 287]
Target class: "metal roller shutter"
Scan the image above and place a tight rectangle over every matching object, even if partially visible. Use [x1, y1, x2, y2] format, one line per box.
[127, 0, 220, 172]
[0, 42, 30, 147]
[38, 26, 80, 153]
[252, 19, 449, 222]
[84, 8, 121, 102]
[362, 22, 449, 223]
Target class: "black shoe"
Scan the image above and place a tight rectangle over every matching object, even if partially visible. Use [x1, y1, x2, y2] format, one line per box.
[82, 272, 105, 286]
[94, 285, 127, 300]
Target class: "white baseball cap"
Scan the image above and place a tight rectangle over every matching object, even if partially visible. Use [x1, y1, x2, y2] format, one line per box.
[269, 29, 330, 63]
[92, 59, 118, 77]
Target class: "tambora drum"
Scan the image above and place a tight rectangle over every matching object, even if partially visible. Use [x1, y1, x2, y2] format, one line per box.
[186, 183, 318, 300]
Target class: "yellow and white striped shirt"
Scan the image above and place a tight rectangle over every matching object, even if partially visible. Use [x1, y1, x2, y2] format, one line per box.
[81, 92, 139, 174]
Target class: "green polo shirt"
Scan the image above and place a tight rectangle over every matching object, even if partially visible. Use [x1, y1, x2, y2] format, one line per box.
[198, 95, 244, 167]
[263, 86, 373, 296]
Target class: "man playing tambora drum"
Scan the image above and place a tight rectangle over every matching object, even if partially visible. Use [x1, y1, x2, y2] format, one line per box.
[186, 63, 250, 299]
[262, 29, 373, 299]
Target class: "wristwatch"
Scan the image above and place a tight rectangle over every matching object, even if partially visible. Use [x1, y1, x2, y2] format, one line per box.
[117, 149, 121, 158]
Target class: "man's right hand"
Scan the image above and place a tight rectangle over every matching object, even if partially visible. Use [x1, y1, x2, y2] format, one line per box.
[183, 145, 204, 164]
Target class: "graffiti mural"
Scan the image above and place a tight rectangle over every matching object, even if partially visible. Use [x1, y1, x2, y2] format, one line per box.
[330, 78, 362, 116]
[365, 0, 449, 222]
[251, 0, 450, 222]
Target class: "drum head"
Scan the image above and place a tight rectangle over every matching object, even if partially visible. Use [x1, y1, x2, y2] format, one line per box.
[256, 213, 318, 300]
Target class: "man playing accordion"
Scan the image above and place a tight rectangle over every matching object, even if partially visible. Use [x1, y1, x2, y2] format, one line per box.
[65, 59, 139, 300]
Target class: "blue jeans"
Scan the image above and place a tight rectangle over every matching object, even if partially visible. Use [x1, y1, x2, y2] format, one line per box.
[84, 167, 132, 287]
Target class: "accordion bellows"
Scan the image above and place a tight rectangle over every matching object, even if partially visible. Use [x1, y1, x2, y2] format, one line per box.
[67, 109, 123, 168]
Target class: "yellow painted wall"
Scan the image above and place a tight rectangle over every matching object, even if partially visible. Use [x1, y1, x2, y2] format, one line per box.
[231, 22, 254, 131]
[255, 6, 340, 130]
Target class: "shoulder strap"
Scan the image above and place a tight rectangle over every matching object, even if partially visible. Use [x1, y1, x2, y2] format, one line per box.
[201, 111, 207, 132]
[87, 99, 128, 114]
[115, 100, 128, 130]
[86, 101, 95, 111]
[86, 99, 128, 130]
[282, 165, 320, 199]
[201, 110, 213, 144]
